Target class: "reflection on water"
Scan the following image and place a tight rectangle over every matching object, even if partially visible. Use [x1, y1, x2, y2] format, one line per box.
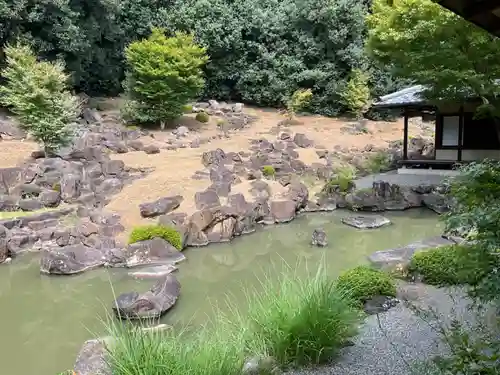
[0, 209, 443, 375]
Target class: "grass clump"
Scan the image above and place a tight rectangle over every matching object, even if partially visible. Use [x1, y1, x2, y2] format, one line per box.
[242, 267, 361, 367]
[408, 245, 493, 286]
[195, 111, 210, 123]
[129, 224, 183, 250]
[106, 320, 246, 375]
[325, 164, 357, 193]
[336, 266, 396, 305]
[364, 151, 391, 174]
[262, 165, 276, 177]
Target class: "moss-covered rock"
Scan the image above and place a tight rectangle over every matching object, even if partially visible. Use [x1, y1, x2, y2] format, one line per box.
[129, 224, 183, 250]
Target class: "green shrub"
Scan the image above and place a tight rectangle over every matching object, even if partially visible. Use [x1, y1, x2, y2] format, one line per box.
[325, 164, 357, 193]
[262, 165, 275, 177]
[242, 267, 360, 366]
[408, 245, 494, 287]
[183, 104, 194, 113]
[364, 151, 391, 174]
[285, 89, 313, 120]
[107, 319, 246, 375]
[195, 112, 210, 123]
[123, 28, 208, 129]
[129, 224, 183, 250]
[336, 266, 396, 305]
[340, 69, 371, 119]
[0, 44, 80, 154]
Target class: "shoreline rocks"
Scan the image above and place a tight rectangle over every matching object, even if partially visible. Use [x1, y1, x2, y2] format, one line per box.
[341, 215, 391, 229]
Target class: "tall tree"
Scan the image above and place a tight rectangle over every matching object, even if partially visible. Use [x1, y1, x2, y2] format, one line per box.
[366, 0, 500, 104]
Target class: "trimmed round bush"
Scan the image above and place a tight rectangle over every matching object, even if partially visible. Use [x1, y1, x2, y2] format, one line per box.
[336, 266, 396, 304]
[129, 224, 183, 250]
[195, 112, 210, 123]
[408, 245, 492, 286]
[262, 165, 275, 177]
[182, 104, 193, 113]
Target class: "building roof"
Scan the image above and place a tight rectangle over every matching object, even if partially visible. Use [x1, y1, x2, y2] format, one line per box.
[372, 85, 427, 108]
[437, 0, 500, 38]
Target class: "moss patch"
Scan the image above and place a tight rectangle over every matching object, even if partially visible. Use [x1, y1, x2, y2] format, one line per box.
[129, 224, 183, 250]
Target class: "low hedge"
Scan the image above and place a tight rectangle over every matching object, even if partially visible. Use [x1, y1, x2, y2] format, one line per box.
[408, 244, 492, 286]
[336, 266, 396, 305]
[129, 224, 183, 250]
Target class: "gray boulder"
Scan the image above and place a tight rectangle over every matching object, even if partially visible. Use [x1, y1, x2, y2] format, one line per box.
[73, 339, 111, 375]
[125, 237, 185, 268]
[40, 244, 107, 275]
[341, 215, 391, 229]
[311, 228, 327, 247]
[112, 275, 180, 320]
[139, 195, 183, 218]
[194, 189, 220, 210]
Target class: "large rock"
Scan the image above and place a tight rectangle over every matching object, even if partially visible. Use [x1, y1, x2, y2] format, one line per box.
[201, 148, 225, 167]
[139, 195, 183, 218]
[112, 275, 180, 320]
[293, 133, 313, 148]
[40, 244, 107, 275]
[194, 189, 220, 210]
[269, 199, 296, 223]
[125, 237, 185, 268]
[422, 193, 451, 214]
[73, 339, 111, 375]
[341, 215, 391, 229]
[368, 236, 455, 271]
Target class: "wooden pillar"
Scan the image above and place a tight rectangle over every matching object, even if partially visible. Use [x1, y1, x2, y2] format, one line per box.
[458, 105, 464, 162]
[403, 108, 409, 161]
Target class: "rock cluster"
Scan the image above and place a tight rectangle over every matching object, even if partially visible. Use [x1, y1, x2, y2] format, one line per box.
[192, 100, 258, 131]
[324, 180, 452, 214]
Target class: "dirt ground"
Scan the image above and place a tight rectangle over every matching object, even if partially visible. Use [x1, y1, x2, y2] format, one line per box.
[0, 107, 432, 240]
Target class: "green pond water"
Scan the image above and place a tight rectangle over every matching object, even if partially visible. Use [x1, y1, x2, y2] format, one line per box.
[0, 209, 443, 375]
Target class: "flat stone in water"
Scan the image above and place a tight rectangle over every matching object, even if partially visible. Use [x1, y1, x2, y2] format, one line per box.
[342, 215, 391, 229]
[128, 264, 178, 279]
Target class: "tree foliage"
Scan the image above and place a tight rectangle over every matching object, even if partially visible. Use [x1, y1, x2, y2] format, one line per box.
[366, 0, 500, 104]
[445, 161, 500, 303]
[0, 0, 173, 95]
[340, 68, 371, 118]
[161, 0, 405, 116]
[0, 44, 79, 153]
[123, 29, 208, 127]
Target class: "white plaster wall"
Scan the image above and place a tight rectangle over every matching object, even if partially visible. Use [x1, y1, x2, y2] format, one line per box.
[435, 149, 500, 161]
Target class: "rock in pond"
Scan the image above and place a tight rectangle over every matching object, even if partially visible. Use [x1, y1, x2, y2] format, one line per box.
[125, 237, 186, 268]
[112, 274, 180, 320]
[311, 228, 327, 247]
[368, 236, 455, 271]
[341, 215, 391, 229]
[40, 244, 109, 275]
[128, 264, 178, 279]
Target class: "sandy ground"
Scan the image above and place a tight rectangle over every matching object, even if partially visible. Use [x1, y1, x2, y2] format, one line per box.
[0, 107, 432, 239]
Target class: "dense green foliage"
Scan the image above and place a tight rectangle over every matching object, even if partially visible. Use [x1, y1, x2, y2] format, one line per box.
[108, 267, 360, 372]
[409, 245, 493, 287]
[123, 29, 208, 127]
[444, 161, 500, 302]
[161, 0, 405, 116]
[336, 266, 396, 304]
[107, 319, 246, 375]
[340, 69, 371, 118]
[195, 112, 210, 123]
[239, 267, 360, 366]
[363, 151, 391, 174]
[367, 0, 500, 106]
[0, 44, 79, 154]
[129, 224, 183, 250]
[0, 0, 173, 95]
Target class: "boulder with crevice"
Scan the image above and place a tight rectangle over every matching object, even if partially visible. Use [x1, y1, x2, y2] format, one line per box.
[139, 195, 183, 218]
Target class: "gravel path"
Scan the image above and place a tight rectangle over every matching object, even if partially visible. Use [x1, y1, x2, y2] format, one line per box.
[287, 283, 482, 375]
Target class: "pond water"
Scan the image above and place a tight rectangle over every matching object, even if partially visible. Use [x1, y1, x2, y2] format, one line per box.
[0, 209, 443, 375]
